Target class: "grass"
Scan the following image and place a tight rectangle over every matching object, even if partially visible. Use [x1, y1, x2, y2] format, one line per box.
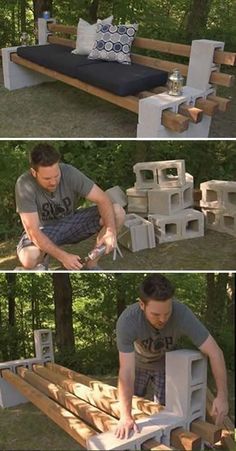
[1, 229, 236, 270]
[0, 64, 235, 138]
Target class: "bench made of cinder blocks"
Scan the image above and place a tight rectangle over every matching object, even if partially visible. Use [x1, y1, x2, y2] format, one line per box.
[2, 18, 235, 138]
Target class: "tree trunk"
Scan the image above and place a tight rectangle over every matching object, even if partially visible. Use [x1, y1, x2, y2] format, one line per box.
[52, 273, 75, 353]
[89, 0, 100, 22]
[205, 273, 229, 332]
[33, 0, 53, 20]
[185, 0, 213, 41]
[6, 273, 16, 326]
[115, 274, 127, 318]
[20, 0, 27, 32]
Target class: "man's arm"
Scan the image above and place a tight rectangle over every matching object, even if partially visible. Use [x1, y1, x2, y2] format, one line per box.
[19, 212, 83, 270]
[199, 334, 229, 425]
[115, 351, 140, 439]
[86, 185, 117, 253]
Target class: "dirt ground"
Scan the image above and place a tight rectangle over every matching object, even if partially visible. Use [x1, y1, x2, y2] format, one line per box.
[1, 228, 236, 271]
[0, 62, 235, 138]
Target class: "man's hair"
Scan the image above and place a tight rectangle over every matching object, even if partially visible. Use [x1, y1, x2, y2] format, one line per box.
[139, 274, 175, 303]
[30, 144, 61, 170]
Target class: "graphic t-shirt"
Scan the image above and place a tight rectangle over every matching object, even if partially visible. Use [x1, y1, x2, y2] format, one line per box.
[15, 163, 94, 225]
[116, 300, 209, 370]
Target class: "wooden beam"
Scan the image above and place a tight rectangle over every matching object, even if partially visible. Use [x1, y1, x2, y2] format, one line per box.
[195, 98, 219, 116]
[207, 94, 231, 112]
[193, 189, 202, 201]
[142, 438, 173, 450]
[46, 25, 236, 66]
[190, 419, 222, 444]
[2, 369, 97, 447]
[170, 427, 201, 451]
[46, 362, 118, 399]
[206, 388, 235, 451]
[178, 103, 203, 123]
[10, 53, 139, 114]
[17, 366, 117, 433]
[161, 110, 189, 133]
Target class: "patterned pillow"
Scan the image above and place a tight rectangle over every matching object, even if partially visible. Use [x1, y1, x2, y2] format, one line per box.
[88, 23, 138, 64]
[72, 16, 113, 56]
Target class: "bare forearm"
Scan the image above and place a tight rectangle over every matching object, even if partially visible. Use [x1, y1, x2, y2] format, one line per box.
[209, 347, 228, 398]
[97, 197, 116, 233]
[118, 370, 134, 419]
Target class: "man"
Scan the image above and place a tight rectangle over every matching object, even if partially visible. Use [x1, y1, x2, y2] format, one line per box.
[15, 144, 125, 270]
[116, 274, 229, 439]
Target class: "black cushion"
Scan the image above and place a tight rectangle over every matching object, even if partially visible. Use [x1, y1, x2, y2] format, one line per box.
[74, 61, 168, 96]
[17, 44, 168, 96]
[17, 44, 99, 78]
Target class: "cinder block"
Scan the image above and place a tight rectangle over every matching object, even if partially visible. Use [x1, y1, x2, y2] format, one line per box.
[157, 160, 186, 188]
[133, 160, 186, 190]
[181, 209, 204, 239]
[34, 329, 54, 363]
[137, 86, 207, 138]
[187, 40, 224, 91]
[148, 188, 182, 215]
[149, 411, 185, 447]
[182, 182, 194, 209]
[87, 419, 163, 450]
[2, 46, 54, 91]
[0, 377, 28, 408]
[148, 213, 183, 244]
[0, 358, 43, 374]
[105, 186, 127, 207]
[118, 214, 156, 252]
[220, 212, 236, 237]
[38, 18, 56, 45]
[200, 180, 236, 210]
[202, 208, 222, 231]
[165, 350, 207, 420]
[126, 187, 148, 214]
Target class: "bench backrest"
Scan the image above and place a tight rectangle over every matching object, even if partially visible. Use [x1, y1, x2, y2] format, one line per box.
[47, 22, 235, 89]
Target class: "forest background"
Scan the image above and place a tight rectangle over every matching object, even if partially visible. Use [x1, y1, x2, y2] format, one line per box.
[1, 0, 235, 51]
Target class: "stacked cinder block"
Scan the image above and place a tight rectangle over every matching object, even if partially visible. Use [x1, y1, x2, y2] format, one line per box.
[165, 350, 207, 432]
[34, 329, 54, 363]
[200, 180, 236, 237]
[125, 160, 204, 246]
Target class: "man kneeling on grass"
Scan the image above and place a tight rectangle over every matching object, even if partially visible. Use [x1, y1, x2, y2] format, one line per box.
[15, 143, 125, 270]
[115, 274, 229, 439]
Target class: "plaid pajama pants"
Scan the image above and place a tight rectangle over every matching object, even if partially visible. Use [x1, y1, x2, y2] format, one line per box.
[134, 367, 165, 405]
[17, 206, 102, 254]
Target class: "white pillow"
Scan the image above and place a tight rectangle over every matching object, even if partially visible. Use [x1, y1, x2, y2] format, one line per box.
[72, 16, 113, 56]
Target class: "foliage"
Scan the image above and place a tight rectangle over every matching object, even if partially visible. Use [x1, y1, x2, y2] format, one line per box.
[0, 140, 236, 240]
[0, 0, 235, 50]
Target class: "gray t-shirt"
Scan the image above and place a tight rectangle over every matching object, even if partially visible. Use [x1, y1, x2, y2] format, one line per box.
[116, 300, 209, 370]
[15, 163, 94, 225]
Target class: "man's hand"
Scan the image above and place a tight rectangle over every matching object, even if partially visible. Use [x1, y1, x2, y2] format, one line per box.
[60, 252, 83, 270]
[211, 395, 229, 425]
[115, 416, 140, 440]
[97, 227, 117, 254]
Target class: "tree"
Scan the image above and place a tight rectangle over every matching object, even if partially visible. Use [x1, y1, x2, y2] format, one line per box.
[185, 0, 213, 41]
[52, 273, 75, 353]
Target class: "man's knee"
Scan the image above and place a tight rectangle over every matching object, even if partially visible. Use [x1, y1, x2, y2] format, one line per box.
[113, 203, 126, 229]
[18, 246, 42, 269]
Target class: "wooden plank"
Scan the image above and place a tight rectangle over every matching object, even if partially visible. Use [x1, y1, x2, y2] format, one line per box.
[48, 35, 75, 48]
[190, 419, 222, 444]
[195, 98, 219, 116]
[10, 53, 139, 114]
[178, 103, 203, 123]
[161, 110, 189, 133]
[142, 438, 173, 450]
[46, 362, 118, 399]
[193, 189, 202, 201]
[207, 94, 231, 112]
[170, 427, 201, 450]
[48, 23, 77, 35]
[17, 366, 117, 433]
[2, 369, 97, 447]
[206, 388, 235, 450]
[46, 26, 236, 66]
